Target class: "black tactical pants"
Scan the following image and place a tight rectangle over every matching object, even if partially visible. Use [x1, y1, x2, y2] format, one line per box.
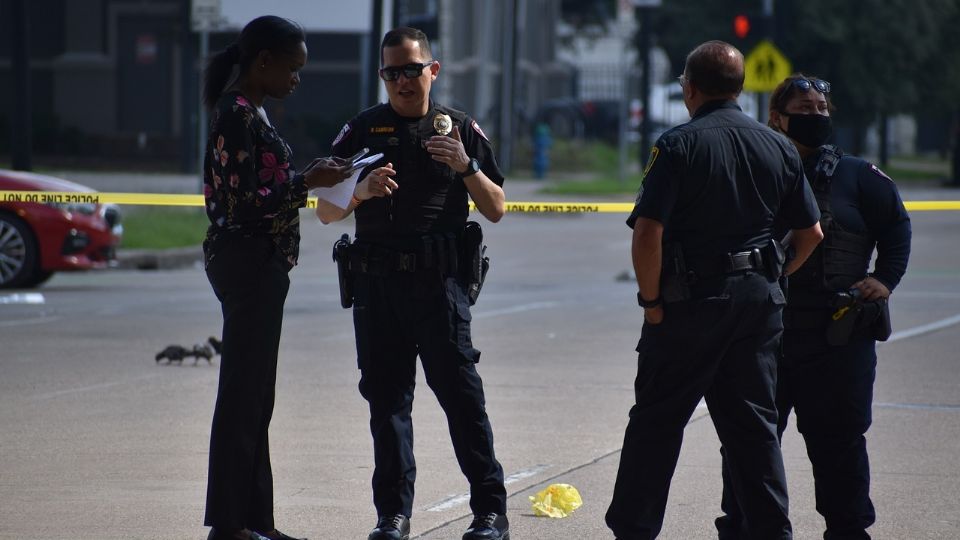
[718, 330, 877, 540]
[606, 273, 792, 540]
[204, 235, 290, 531]
[352, 269, 506, 518]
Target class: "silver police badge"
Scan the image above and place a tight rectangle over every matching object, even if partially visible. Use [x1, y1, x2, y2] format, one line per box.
[433, 113, 452, 136]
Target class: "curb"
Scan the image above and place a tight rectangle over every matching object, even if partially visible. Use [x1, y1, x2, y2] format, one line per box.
[115, 245, 204, 271]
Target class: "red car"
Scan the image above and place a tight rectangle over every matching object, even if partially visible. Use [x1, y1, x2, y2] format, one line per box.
[0, 170, 122, 288]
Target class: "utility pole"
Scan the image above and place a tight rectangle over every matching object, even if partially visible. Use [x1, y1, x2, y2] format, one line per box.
[192, 0, 223, 184]
[11, 0, 32, 171]
[638, 7, 652, 168]
[757, 0, 774, 125]
[498, 0, 518, 173]
[879, 113, 890, 168]
[366, 0, 385, 108]
[632, 0, 661, 169]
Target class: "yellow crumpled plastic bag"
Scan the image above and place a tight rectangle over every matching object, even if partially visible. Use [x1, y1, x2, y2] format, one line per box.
[529, 483, 583, 518]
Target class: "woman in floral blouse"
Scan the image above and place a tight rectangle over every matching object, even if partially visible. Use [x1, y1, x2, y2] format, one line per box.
[200, 15, 348, 540]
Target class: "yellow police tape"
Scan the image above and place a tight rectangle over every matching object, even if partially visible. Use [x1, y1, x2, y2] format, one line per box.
[2, 190, 960, 212]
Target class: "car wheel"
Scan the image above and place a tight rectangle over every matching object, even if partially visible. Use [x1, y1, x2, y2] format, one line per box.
[0, 212, 38, 289]
[23, 269, 54, 288]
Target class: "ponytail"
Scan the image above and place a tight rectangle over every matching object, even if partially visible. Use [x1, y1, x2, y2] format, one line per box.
[201, 16, 305, 110]
[202, 43, 240, 110]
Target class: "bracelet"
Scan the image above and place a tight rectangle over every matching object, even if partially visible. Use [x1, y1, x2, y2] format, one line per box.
[350, 194, 363, 207]
[637, 291, 662, 309]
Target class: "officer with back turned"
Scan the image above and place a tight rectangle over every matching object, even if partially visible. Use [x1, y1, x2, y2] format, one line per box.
[605, 41, 824, 540]
[716, 74, 912, 540]
[316, 27, 509, 540]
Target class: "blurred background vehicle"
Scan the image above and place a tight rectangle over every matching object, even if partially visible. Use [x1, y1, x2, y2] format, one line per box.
[535, 98, 622, 142]
[0, 170, 122, 289]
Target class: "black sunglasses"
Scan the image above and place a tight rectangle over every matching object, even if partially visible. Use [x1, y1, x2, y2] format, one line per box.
[789, 77, 831, 94]
[379, 61, 435, 81]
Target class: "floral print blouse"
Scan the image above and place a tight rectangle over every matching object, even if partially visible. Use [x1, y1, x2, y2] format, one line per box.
[202, 91, 308, 270]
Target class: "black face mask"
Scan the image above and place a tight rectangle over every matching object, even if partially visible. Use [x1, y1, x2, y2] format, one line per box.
[783, 113, 832, 148]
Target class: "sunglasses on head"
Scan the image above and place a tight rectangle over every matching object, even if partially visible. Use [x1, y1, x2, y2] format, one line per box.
[379, 61, 435, 81]
[789, 77, 831, 94]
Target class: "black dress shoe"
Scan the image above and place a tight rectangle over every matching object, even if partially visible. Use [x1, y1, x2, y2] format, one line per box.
[207, 529, 270, 540]
[368, 514, 410, 540]
[257, 529, 307, 540]
[462, 513, 509, 540]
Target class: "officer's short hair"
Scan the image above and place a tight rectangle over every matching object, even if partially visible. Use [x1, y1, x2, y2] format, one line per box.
[381, 27, 433, 64]
[684, 40, 744, 97]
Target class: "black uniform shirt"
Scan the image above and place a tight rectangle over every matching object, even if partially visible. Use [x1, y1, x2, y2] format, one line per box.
[332, 101, 504, 243]
[627, 100, 820, 257]
[802, 149, 911, 291]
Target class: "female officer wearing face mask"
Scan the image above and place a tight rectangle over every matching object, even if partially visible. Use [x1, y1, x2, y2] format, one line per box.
[715, 74, 911, 540]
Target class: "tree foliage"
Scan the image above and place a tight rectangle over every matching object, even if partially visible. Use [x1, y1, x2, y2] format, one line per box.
[778, 0, 952, 125]
[652, 0, 761, 76]
[650, 0, 959, 144]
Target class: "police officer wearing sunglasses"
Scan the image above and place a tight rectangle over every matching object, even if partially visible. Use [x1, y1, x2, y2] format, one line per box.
[316, 27, 508, 540]
[717, 74, 911, 540]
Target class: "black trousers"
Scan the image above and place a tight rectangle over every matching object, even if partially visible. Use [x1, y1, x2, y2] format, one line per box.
[606, 273, 792, 540]
[204, 236, 291, 531]
[717, 329, 877, 540]
[352, 269, 506, 518]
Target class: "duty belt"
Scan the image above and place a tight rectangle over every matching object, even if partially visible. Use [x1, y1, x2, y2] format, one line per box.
[348, 235, 458, 276]
[687, 248, 766, 278]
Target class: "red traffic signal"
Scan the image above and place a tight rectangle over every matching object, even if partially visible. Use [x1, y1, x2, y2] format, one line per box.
[733, 14, 750, 39]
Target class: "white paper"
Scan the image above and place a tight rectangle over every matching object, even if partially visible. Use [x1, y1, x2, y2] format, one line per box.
[309, 153, 384, 209]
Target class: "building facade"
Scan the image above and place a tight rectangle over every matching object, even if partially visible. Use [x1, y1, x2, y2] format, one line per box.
[1, 0, 568, 173]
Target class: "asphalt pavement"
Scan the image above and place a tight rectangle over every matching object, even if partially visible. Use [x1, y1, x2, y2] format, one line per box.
[1, 171, 958, 539]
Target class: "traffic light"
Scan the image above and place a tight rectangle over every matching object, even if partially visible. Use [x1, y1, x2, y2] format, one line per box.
[733, 14, 750, 39]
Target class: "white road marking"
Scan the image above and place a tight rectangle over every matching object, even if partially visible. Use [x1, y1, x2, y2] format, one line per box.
[473, 301, 559, 319]
[886, 312, 960, 343]
[0, 315, 61, 327]
[896, 290, 960, 300]
[32, 374, 161, 400]
[424, 464, 550, 512]
[874, 401, 960, 412]
[0, 293, 45, 304]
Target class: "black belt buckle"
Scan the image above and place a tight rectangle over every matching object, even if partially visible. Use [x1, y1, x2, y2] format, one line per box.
[724, 251, 745, 272]
[725, 249, 763, 273]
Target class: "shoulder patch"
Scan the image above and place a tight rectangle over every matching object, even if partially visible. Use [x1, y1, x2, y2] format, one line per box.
[332, 123, 351, 147]
[869, 164, 893, 182]
[472, 120, 489, 141]
[642, 146, 660, 180]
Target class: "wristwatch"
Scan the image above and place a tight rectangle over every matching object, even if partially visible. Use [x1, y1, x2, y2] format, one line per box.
[637, 291, 662, 309]
[460, 158, 480, 178]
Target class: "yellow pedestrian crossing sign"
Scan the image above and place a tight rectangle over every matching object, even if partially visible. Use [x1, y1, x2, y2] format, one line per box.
[743, 40, 792, 92]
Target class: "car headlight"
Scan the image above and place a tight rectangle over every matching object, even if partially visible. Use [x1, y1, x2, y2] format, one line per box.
[102, 204, 122, 228]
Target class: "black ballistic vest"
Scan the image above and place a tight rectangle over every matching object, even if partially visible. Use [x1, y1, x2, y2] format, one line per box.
[789, 146, 875, 295]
